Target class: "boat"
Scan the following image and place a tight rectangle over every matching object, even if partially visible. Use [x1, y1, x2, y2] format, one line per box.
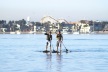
[62, 30, 69, 34]
[73, 32, 79, 34]
[10, 32, 15, 34]
[62, 31, 69, 34]
[29, 31, 34, 34]
[15, 31, 21, 34]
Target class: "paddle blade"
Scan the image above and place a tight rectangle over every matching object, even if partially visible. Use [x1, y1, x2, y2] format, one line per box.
[66, 49, 68, 52]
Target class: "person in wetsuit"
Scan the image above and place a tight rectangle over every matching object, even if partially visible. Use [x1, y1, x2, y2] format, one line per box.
[44, 31, 52, 51]
[56, 31, 63, 52]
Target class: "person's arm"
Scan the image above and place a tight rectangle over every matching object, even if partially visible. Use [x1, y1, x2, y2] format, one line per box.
[44, 33, 48, 35]
[56, 34, 58, 39]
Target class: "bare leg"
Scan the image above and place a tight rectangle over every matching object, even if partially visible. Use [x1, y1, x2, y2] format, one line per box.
[60, 41, 62, 52]
[50, 41, 52, 55]
[50, 42, 51, 53]
[57, 41, 59, 52]
[46, 42, 48, 51]
[57, 47, 58, 52]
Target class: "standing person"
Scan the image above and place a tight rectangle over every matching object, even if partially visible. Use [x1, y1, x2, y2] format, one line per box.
[56, 31, 63, 52]
[44, 31, 52, 52]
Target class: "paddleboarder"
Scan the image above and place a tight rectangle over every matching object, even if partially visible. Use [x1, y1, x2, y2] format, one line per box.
[56, 31, 63, 52]
[44, 31, 52, 52]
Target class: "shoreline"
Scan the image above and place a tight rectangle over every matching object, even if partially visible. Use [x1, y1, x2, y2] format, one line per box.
[0, 32, 44, 34]
[0, 31, 108, 34]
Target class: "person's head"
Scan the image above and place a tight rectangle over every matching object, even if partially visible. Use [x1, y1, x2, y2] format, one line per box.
[58, 31, 61, 34]
[49, 31, 51, 35]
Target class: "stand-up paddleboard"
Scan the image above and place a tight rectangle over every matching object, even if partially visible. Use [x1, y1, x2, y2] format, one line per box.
[43, 50, 60, 53]
[36, 49, 71, 53]
[43, 50, 50, 53]
[52, 50, 60, 53]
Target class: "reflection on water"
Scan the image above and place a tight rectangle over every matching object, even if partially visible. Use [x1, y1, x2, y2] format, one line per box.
[45, 53, 52, 72]
[56, 53, 62, 72]
[45, 52, 63, 72]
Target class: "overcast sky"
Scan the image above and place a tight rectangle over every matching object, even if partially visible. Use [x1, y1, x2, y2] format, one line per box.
[0, 0, 108, 22]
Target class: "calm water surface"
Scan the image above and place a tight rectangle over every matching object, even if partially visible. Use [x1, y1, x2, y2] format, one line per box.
[0, 34, 108, 72]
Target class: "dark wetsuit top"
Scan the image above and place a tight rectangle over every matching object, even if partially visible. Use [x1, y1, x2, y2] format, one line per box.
[45, 33, 52, 41]
[56, 34, 63, 41]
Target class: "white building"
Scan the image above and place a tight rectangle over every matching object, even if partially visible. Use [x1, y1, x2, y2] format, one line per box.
[79, 23, 90, 33]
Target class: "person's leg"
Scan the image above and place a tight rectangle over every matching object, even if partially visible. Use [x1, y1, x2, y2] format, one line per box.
[60, 41, 62, 52]
[49, 41, 51, 52]
[46, 41, 48, 51]
[57, 41, 59, 52]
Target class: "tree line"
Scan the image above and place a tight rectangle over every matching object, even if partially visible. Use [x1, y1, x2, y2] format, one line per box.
[0, 19, 42, 32]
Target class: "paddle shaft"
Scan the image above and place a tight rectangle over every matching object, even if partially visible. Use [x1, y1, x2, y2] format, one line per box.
[62, 42, 68, 52]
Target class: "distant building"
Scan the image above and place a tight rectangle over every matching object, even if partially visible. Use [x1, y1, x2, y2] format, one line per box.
[103, 24, 108, 31]
[80, 23, 90, 33]
[40, 16, 57, 24]
[27, 16, 30, 25]
[0, 28, 7, 32]
[27, 16, 30, 22]
[40, 16, 69, 32]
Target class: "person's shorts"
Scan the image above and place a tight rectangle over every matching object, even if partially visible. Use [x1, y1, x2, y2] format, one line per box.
[46, 40, 51, 46]
[57, 40, 62, 46]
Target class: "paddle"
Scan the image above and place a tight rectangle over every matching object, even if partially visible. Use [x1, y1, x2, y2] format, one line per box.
[62, 42, 68, 52]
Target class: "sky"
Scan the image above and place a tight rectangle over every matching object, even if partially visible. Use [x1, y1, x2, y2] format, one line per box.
[0, 0, 108, 22]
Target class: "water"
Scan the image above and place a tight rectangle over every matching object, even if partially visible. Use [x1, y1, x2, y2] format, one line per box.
[0, 34, 108, 72]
